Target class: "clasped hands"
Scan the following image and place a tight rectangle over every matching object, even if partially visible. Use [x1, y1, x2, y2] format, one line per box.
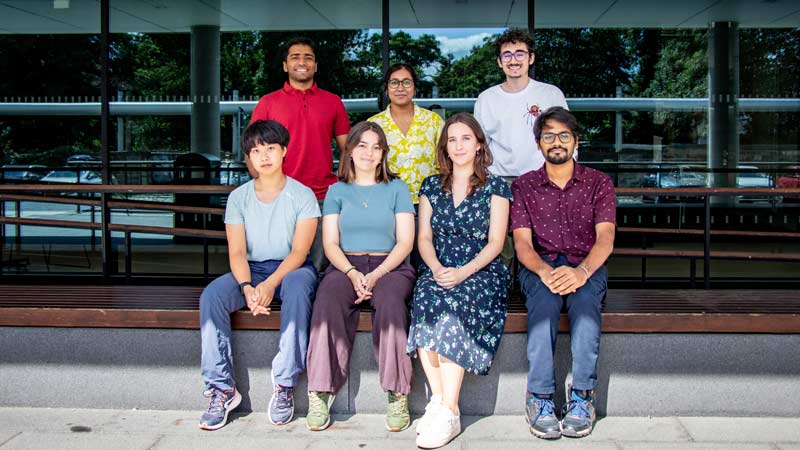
[346, 269, 383, 304]
[244, 282, 276, 316]
[432, 265, 470, 290]
[537, 265, 589, 295]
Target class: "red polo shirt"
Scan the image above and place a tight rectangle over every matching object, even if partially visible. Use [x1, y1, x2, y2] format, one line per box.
[250, 82, 350, 199]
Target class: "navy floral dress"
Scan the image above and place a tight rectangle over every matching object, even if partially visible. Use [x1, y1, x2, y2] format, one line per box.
[406, 174, 512, 375]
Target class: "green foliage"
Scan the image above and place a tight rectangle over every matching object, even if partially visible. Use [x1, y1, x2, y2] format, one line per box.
[434, 35, 502, 97]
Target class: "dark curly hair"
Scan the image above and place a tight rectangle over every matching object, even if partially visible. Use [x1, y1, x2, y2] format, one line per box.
[495, 28, 535, 58]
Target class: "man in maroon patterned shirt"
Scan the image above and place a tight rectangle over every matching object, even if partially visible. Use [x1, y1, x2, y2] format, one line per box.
[510, 107, 616, 440]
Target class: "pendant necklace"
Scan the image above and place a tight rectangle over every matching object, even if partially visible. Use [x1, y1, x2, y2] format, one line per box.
[353, 183, 375, 208]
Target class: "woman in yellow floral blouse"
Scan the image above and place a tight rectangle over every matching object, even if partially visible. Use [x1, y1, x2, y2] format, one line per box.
[368, 63, 444, 205]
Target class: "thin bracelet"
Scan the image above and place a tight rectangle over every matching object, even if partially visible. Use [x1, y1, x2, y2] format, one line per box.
[578, 265, 590, 279]
[376, 265, 389, 276]
[344, 265, 357, 275]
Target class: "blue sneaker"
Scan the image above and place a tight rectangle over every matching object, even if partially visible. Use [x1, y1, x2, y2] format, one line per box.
[525, 392, 561, 439]
[269, 370, 295, 425]
[199, 387, 241, 430]
[560, 389, 596, 438]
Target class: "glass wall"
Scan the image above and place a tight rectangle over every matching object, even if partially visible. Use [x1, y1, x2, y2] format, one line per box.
[1, 0, 798, 284]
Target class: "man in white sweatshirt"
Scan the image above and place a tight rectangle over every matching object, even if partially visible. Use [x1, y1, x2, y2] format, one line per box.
[475, 29, 569, 177]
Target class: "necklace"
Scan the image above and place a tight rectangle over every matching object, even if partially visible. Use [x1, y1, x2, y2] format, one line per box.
[352, 183, 376, 208]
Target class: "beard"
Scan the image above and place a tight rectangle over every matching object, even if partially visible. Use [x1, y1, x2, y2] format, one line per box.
[545, 146, 572, 165]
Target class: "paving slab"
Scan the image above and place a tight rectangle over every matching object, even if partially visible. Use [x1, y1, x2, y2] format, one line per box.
[152, 435, 302, 450]
[0, 432, 158, 450]
[0, 408, 120, 433]
[0, 432, 20, 447]
[776, 444, 800, 450]
[589, 417, 691, 442]
[100, 409, 249, 436]
[619, 444, 775, 450]
[463, 440, 619, 450]
[678, 417, 800, 442]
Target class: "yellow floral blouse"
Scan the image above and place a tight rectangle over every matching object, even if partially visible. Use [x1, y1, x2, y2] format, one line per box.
[368, 104, 443, 203]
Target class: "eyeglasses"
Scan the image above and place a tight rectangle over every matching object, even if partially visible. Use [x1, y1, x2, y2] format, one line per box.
[388, 78, 414, 89]
[540, 132, 574, 144]
[500, 50, 530, 63]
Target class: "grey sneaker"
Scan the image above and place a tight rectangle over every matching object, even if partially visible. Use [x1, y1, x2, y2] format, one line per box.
[198, 388, 241, 431]
[268, 371, 295, 425]
[306, 391, 335, 431]
[525, 392, 561, 439]
[560, 389, 596, 438]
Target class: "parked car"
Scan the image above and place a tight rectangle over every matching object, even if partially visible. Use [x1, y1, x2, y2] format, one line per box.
[735, 165, 773, 204]
[777, 165, 800, 202]
[40, 170, 103, 184]
[643, 165, 709, 203]
[1, 164, 47, 183]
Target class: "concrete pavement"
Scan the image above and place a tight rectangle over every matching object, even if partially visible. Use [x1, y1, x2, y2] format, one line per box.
[1, 407, 799, 450]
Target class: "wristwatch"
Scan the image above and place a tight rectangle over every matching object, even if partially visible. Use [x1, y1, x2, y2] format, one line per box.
[239, 281, 254, 295]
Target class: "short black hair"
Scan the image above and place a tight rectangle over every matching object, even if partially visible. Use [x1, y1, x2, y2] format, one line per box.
[241, 120, 290, 155]
[383, 63, 419, 90]
[495, 28, 535, 58]
[282, 36, 317, 61]
[533, 107, 580, 142]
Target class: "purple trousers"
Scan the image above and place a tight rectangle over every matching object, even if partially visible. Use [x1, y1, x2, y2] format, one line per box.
[306, 255, 416, 395]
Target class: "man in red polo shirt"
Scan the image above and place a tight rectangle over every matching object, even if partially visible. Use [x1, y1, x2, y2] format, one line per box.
[250, 36, 350, 270]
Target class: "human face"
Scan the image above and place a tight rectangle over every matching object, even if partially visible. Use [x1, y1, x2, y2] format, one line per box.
[247, 142, 286, 177]
[283, 44, 317, 85]
[387, 68, 415, 107]
[351, 130, 383, 176]
[497, 41, 533, 80]
[539, 119, 578, 165]
[446, 122, 480, 168]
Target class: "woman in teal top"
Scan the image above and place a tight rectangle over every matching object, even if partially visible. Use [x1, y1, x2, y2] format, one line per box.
[305, 121, 417, 432]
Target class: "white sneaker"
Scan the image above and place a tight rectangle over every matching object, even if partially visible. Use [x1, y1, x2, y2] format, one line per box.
[416, 394, 443, 435]
[416, 406, 460, 449]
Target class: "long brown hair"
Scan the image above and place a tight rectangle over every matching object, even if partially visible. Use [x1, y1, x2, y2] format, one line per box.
[337, 121, 397, 183]
[435, 112, 493, 195]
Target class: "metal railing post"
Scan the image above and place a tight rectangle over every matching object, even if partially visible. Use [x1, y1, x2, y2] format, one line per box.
[703, 194, 712, 288]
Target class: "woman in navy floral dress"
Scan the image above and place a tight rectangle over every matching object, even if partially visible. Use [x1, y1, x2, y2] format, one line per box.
[408, 112, 511, 449]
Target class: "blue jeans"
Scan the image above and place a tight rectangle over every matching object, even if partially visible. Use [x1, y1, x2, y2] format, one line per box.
[520, 255, 607, 394]
[200, 260, 317, 390]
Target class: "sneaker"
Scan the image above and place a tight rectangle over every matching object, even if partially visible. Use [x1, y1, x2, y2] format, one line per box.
[306, 391, 335, 431]
[525, 392, 561, 439]
[416, 394, 443, 435]
[560, 389, 596, 438]
[269, 370, 295, 425]
[198, 387, 241, 431]
[385, 391, 410, 432]
[416, 405, 460, 449]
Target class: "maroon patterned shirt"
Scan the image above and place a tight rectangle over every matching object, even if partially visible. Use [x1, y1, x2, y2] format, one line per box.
[510, 163, 616, 265]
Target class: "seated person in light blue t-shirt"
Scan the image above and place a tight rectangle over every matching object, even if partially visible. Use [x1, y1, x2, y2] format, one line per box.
[305, 122, 416, 432]
[198, 120, 320, 431]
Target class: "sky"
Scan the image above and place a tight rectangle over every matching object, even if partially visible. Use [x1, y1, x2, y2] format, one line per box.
[368, 27, 505, 60]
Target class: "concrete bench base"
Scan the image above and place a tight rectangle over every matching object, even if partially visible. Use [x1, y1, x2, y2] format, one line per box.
[2, 327, 799, 416]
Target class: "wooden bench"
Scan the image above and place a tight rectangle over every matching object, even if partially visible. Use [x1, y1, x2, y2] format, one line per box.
[1, 284, 799, 333]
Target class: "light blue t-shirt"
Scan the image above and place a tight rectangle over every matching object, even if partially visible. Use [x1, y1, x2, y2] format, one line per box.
[224, 177, 320, 261]
[323, 178, 414, 253]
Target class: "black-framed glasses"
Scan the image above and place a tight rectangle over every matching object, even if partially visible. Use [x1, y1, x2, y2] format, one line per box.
[540, 132, 574, 144]
[500, 50, 529, 63]
[388, 78, 414, 89]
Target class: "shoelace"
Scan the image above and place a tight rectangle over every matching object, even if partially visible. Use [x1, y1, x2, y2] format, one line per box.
[531, 397, 555, 418]
[562, 398, 590, 419]
[205, 389, 227, 414]
[274, 386, 294, 409]
[308, 393, 325, 415]
[388, 393, 408, 416]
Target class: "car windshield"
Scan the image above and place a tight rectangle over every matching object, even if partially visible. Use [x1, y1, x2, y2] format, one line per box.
[46, 171, 80, 178]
